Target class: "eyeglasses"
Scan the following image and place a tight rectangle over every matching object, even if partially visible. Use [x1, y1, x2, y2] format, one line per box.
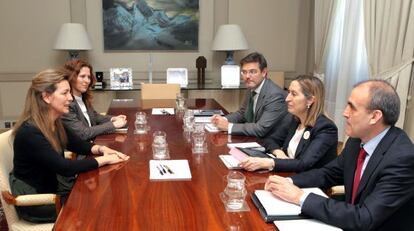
[241, 69, 259, 76]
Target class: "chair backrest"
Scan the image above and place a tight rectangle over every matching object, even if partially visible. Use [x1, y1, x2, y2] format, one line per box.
[267, 71, 285, 89]
[0, 130, 54, 230]
[141, 83, 180, 100]
[0, 130, 18, 229]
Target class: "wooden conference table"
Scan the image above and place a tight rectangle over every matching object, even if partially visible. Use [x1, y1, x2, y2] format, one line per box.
[55, 99, 289, 230]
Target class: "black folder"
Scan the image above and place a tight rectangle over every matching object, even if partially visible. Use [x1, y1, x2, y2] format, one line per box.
[251, 192, 308, 223]
[236, 147, 271, 159]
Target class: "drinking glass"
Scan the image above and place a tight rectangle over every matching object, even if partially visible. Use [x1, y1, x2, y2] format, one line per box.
[152, 131, 169, 159]
[223, 171, 247, 210]
[134, 112, 148, 134]
[183, 109, 195, 132]
[176, 93, 186, 110]
[192, 124, 207, 153]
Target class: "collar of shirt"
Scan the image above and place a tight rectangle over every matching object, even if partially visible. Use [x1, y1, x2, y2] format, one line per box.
[74, 94, 83, 103]
[362, 126, 391, 157]
[252, 78, 266, 96]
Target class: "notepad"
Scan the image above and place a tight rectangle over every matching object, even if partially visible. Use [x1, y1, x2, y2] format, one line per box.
[219, 155, 242, 169]
[149, 160, 192, 180]
[274, 219, 342, 231]
[152, 108, 175, 115]
[252, 188, 328, 222]
[205, 123, 220, 132]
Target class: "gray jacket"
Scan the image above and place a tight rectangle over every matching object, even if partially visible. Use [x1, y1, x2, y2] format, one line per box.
[225, 79, 287, 137]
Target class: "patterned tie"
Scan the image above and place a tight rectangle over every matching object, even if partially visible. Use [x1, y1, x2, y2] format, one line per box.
[351, 147, 367, 204]
[246, 91, 257, 122]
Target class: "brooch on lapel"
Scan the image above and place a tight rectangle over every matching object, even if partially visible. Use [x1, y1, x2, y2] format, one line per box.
[303, 131, 310, 140]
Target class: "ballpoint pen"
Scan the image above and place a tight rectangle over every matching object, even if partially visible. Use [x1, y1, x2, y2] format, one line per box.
[163, 164, 174, 174]
[156, 165, 164, 175]
[161, 109, 171, 115]
[159, 164, 167, 173]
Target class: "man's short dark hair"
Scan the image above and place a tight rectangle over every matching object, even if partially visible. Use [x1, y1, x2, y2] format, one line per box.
[355, 79, 400, 126]
[240, 52, 267, 71]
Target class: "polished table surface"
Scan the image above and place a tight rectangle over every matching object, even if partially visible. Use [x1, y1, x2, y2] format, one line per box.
[55, 99, 288, 230]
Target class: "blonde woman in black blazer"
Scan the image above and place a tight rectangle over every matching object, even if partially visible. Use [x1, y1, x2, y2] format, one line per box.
[61, 60, 127, 141]
[240, 75, 338, 172]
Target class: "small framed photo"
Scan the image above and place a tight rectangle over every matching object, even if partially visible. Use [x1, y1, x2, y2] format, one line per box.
[166, 68, 188, 88]
[110, 68, 133, 89]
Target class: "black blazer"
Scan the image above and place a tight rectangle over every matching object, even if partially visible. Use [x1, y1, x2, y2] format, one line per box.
[292, 127, 414, 231]
[263, 115, 338, 172]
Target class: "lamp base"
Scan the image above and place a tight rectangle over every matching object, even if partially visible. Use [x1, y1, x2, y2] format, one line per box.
[224, 51, 236, 65]
[68, 51, 80, 60]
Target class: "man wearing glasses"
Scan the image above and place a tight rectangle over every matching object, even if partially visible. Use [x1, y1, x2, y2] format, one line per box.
[211, 52, 288, 138]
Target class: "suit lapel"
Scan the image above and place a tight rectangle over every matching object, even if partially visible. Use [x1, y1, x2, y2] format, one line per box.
[74, 101, 90, 127]
[294, 127, 311, 158]
[254, 79, 268, 121]
[354, 128, 397, 202]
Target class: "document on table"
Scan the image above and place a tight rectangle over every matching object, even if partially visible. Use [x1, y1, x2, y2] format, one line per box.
[219, 155, 242, 169]
[149, 160, 192, 180]
[152, 108, 175, 115]
[227, 142, 264, 151]
[274, 219, 342, 231]
[252, 188, 327, 222]
[205, 123, 220, 132]
[195, 116, 211, 123]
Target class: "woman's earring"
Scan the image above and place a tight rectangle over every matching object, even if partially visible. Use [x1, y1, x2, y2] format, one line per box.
[307, 104, 310, 109]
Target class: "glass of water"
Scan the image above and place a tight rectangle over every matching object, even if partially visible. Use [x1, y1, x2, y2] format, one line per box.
[152, 131, 169, 159]
[183, 109, 195, 132]
[192, 124, 207, 153]
[223, 171, 247, 210]
[176, 93, 186, 110]
[134, 112, 148, 134]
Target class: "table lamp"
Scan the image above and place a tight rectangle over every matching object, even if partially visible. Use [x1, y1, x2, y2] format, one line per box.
[212, 24, 248, 88]
[54, 23, 92, 60]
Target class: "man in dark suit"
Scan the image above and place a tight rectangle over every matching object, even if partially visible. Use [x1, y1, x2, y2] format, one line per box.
[265, 80, 414, 231]
[211, 52, 288, 137]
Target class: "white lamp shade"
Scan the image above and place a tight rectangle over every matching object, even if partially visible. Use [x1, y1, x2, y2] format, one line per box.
[54, 23, 92, 50]
[212, 24, 248, 51]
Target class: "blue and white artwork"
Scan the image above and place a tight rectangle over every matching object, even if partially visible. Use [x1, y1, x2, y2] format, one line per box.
[102, 0, 199, 50]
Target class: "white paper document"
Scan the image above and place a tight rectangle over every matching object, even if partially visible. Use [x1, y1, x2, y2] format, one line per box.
[152, 108, 175, 115]
[205, 123, 220, 132]
[149, 160, 192, 180]
[255, 188, 327, 216]
[227, 142, 264, 150]
[195, 116, 212, 123]
[219, 155, 242, 169]
[274, 219, 342, 231]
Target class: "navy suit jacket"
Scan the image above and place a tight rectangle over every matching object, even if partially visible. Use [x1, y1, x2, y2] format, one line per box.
[292, 126, 414, 231]
[263, 115, 337, 172]
[225, 79, 287, 137]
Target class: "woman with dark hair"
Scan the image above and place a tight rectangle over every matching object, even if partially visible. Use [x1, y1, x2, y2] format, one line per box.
[240, 75, 338, 172]
[11, 69, 129, 222]
[62, 59, 127, 141]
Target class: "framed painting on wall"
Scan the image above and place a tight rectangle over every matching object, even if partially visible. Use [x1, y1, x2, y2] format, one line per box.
[102, 0, 199, 50]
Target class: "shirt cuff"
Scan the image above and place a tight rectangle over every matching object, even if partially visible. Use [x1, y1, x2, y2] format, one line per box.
[299, 191, 310, 207]
[228, 123, 233, 134]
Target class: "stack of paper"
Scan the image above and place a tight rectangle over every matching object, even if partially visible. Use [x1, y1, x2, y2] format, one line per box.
[205, 123, 220, 132]
[149, 160, 192, 180]
[152, 108, 175, 115]
[252, 188, 327, 222]
[274, 219, 342, 231]
[219, 155, 242, 169]
[195, 117, 212, 123]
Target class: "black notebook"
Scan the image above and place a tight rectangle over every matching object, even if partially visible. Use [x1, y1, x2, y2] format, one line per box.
[236, 147, 274, 159]
[251, 189, 327, 222]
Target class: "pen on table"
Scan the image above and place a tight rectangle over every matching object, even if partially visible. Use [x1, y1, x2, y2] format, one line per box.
[161, 109, 171, 115]
[163, 164, 174, 174]
[159, 164, 167, 173]
[156, 165, 164, 175]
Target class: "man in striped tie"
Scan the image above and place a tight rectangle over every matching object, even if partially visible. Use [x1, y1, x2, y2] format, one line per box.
[265, 80, 414, 231]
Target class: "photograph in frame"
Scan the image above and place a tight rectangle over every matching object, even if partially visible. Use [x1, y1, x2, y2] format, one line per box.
[110, 68, 133, 89]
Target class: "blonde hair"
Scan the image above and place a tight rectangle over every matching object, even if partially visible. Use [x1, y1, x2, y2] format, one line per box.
[294, 75, 326, 127]
[12, 69, 68, 152]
